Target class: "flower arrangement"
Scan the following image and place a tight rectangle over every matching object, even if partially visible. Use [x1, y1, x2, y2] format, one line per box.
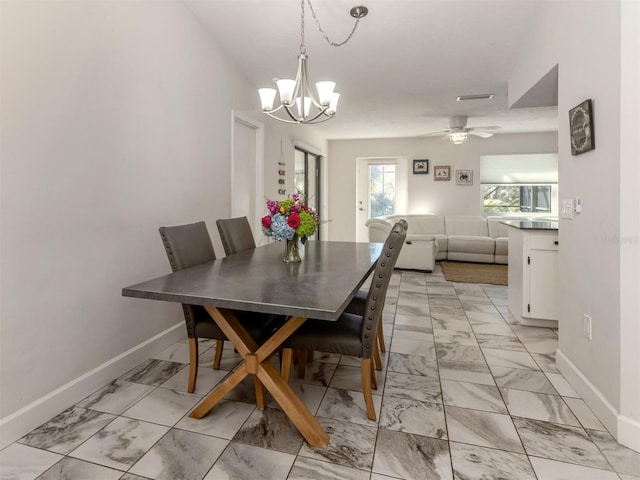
[261, 192, 318, 244]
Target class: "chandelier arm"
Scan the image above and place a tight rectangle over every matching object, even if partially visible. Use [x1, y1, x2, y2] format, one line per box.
[264, 108, 332, 125]
[263, 111, 300, 124]
[283, 104, 302, 122]
[307, 0, 363, 47]
[301, 107, 332, 123]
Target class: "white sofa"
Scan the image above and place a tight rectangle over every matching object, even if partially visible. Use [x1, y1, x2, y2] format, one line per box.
[367, 215, 440, 271]
[365, 214, 510, 271]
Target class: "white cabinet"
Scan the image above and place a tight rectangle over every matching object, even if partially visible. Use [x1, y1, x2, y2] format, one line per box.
[506, 224, 559, 328]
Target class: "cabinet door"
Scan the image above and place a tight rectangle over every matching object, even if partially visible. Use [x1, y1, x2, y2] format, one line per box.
[528, 248, 558, 320]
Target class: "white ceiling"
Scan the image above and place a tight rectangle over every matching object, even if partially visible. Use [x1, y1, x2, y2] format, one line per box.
[184, 0, 559, 140]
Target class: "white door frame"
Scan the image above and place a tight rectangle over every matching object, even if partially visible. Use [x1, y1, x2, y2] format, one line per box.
[231, 111, 264, 240]
[355, 156, 408, 242]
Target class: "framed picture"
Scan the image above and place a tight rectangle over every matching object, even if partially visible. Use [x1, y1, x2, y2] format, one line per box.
[413, 159, 429, 174]
[456, 169, 473, 185]
[434, 165, 450, 181]
[569, 99, 595, 155]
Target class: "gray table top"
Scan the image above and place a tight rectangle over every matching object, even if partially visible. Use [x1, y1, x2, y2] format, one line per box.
[122, 241, 383, 321]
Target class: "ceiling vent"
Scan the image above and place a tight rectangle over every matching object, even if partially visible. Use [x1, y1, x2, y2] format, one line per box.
[456, 94, 495, 101]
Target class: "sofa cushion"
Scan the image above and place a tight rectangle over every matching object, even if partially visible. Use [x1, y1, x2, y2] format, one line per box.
[488, 219, 509, 239]
[495, 254, 508, 265]
[445, 216, 489, 236]
[397, 237, 437, 271]
[433, 234, 448, 259]
[448, 235, 495, 255]
[495, 237, 508, 256]
[448, 252, 496, 263]
[404, 215, 445, 235]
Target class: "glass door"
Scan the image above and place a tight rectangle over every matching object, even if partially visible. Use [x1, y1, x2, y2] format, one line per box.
[356, 157, 408, 242]
[294, 147, 321, 240]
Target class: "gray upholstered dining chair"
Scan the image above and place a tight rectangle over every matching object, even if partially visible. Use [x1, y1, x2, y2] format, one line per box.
[343, 217, 408, 369]
[216, 216, 256, 256]
[280, 222, 407, 420]
[159, 221, 280, 394]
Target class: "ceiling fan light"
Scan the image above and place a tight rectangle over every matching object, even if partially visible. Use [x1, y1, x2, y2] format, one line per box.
[316, 81, 336, 106]
[258, 88, 277, 111]
[449, 131, 468, 144]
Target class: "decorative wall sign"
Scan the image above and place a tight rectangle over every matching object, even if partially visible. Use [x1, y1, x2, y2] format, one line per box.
[413, 159, 429, 174]
[277, 140, 286, 195]
[434, 165, 451, 181]
[569, 99, 595, 155]
[456, 169, 473, 185]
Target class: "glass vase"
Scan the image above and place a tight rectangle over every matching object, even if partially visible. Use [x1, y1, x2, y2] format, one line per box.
[283, 235, 302, 263]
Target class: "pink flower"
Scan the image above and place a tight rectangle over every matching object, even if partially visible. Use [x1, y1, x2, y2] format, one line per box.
[261, 215, 272, 228]
[287, 212, 301, 229]
[267, 200, 279, 215]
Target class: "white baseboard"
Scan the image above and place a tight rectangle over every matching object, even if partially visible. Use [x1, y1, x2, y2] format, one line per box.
[0, 323, 184, 450]
[556, 348, 640, 453]
[618, 413, 640, 453]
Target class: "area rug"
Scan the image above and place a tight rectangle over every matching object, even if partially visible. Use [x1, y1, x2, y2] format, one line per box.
[439, 261, 508, 286]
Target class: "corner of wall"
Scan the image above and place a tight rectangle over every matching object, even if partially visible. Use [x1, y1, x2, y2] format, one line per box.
[0, 323, 184, 450]
[557, 348, 640, 452]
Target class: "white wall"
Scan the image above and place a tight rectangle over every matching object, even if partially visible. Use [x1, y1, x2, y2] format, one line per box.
[510, 0, 639, 451]
[0, 0, 264, 445]
[326, 133, 558, 241]
[240, 115, 328, 245]
[261, 119, 328, 225]
[618, 0, 640, 451]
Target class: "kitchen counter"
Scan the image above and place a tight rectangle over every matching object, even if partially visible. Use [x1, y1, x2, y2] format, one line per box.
[501, 219, 559, 231]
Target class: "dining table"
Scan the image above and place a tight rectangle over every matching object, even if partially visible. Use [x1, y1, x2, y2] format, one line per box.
[122, 240, 382, 448]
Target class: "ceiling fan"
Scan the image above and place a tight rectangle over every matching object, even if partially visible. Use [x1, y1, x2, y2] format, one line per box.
[421, 116, 500, 144]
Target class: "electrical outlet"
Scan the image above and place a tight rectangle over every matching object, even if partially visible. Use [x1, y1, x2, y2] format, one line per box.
[583, 314, 592, 340]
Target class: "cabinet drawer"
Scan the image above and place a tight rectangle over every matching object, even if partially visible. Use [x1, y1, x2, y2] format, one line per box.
[529, 235, 559, 250]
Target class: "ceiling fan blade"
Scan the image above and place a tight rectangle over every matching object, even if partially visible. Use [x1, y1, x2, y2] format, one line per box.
[418, 129, 451, 137]
[468, 130, 494, 138]
[469, 125, 501, 131]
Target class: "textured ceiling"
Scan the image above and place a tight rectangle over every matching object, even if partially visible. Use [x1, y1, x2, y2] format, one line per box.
[184, 0, 558, 140]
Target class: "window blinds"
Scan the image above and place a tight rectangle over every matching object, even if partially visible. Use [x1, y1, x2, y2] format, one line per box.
[480, 154, 558, 184]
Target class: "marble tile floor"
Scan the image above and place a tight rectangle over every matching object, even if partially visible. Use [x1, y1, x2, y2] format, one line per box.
[2, 266, 639, 480]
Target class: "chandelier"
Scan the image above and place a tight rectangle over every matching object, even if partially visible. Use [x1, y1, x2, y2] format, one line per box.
[258, 0, 368, 124]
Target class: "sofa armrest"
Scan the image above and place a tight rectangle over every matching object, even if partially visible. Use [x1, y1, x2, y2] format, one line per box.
[365, 217, 394, 243]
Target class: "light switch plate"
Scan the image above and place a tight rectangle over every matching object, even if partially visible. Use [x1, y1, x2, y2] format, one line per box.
[561, 199, 573, 219]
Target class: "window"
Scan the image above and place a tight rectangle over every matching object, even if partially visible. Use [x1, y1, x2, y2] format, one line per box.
[480, 154, 558, 216]
[483, 185, 552, 213]
[369, 164, 396, 217]
[294, 147, 321, 239]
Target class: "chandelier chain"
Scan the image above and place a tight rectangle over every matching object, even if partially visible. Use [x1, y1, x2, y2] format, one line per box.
[306, 0, 362, 47]
[300, 0, 306, 53]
